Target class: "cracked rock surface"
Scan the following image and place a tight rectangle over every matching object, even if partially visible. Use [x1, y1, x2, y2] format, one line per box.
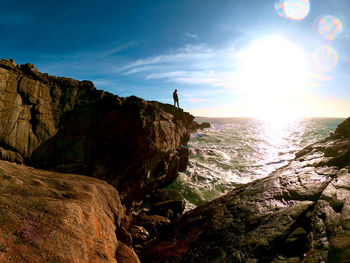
[141, 118, 350, 263]
[0, 59, 196, 262]
[0, 59, 193, 206]
[0, 160, 139, 263]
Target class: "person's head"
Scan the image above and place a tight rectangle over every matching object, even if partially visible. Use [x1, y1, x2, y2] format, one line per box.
[175, 89, 177, 92]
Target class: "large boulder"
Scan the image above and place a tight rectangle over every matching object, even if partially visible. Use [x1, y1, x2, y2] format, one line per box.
[0, 59, 194, 206]
[0, 160, 139, 263]
[191, 121, 210, 132]
[334, 116, 350, 138]
[141, 120, 350, 262]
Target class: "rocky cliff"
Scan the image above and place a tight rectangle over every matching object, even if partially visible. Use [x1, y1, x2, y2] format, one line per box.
[141, 118, 350, 263]
[0, 58, 195, 262]
[0, 59, 193, 206]
[2, 58, 350, 262]
[0, 160, 139, 263]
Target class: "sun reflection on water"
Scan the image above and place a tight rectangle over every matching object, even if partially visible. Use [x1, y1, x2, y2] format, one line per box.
[258, 117, 300, 166]
[171, 118, 343, 209]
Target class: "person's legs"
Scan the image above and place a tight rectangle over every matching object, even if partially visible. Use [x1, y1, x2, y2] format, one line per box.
[176, 100, 179, 108]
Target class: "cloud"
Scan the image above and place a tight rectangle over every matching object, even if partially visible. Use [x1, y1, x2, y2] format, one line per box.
[35, 41, 137, 78]
[119, 43, 241, 90]
[185, 32, 199, 39]
[187, 97, 211, 103]
[99, 41, 137, 57]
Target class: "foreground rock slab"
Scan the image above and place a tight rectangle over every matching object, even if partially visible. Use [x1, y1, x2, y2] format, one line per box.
[0, 160, 139, 263]
[141, 118, 350, 262]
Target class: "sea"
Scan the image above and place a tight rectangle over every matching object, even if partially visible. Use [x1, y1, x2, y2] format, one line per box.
[168, 117, 345, 210]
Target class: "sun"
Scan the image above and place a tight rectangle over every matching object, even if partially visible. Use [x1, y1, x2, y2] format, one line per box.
[236, 35, 311, 120]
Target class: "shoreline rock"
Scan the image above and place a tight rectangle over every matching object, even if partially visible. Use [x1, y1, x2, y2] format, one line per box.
[0, 58, 195, 262]
[1, 58, 350, 262]
[140, 118, 350, 262]
[0, 59, 194, 207]
[191, 120, 211, 132]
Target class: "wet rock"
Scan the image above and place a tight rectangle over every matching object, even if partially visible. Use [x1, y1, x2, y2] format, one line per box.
[131, 225, 150, 243]
[140, 118, 350, 262]
[133, 214, 171, 239]
[191, 121, 211, 131]
[282, 227, 308, 257]
[334, 116, 350, 138]
[150, 189, 186, 219]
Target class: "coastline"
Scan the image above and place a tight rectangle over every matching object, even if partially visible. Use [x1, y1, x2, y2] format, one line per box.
[0, 59, 349, 262]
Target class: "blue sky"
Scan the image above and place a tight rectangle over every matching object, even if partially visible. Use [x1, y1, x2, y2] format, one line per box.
[2, 0, 350, 117]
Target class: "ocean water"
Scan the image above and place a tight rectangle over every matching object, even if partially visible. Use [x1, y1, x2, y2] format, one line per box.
[169, 117, 345, 210]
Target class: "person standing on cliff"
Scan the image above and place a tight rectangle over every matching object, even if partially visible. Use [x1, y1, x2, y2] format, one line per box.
[173, 89, 179, 108]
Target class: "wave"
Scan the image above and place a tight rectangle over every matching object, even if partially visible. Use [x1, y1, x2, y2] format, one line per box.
[170, 117, 344, 209]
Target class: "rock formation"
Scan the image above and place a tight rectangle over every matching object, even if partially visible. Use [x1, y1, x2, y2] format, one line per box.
[0, 59, 193, 206]
[0, 160, 139, 263]
[2, 58, 350, 262]
[141, 118, 350, 262]
[0, 59, 194, 262]
[191, 121, 210, 132]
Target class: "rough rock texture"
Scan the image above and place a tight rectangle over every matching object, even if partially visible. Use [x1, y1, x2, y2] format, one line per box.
[0, 160, 140, 263]
[141, 118, 350, 262]
[191, 121, 210, 132]
[0, 59, 193, 205]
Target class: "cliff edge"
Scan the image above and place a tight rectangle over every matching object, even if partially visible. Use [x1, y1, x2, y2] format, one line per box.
[0, 59, 194, 206]
[0, 58, 194, 262]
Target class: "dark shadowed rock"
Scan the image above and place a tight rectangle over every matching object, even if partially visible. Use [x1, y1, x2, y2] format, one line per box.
[141, 119, 350, 262]
[0, 160, 140, 263]
[334, 117, 350, 138]
[131, 225, 150, 243]
[0, 59, 194, 206]
[150, 189, 186, 219]
[133, 214, 171, 239]
[191, 121, 211, 132]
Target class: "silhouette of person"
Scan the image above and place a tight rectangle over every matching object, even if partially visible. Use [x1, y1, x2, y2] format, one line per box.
[173, 89, 179, 108]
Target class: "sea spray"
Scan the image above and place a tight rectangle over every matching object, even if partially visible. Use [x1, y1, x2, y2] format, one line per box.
[169, 117, 344, 210]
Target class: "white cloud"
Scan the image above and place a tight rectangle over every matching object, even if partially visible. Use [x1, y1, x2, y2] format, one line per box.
[119, 43, 241, 91]
[185, 32, 199, 39]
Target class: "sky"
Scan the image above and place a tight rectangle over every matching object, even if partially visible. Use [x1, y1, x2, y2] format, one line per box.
[2, 0, 350, 118]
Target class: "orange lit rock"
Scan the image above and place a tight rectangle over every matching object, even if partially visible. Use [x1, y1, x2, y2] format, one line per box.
[0, 160, 139, 263]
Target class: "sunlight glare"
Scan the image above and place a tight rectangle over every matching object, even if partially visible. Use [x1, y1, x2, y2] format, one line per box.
[312, 45, 338, 71]
[236, 35, 310, 120]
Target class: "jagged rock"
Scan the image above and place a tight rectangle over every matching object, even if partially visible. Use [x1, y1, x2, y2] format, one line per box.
[131, 225, 150, 243]
[0, 160, 139, 263]
[150, 189, 186, 219]
[133, 214, 171, 239]
[0, 59, 194, 206]
[334, 117, 350, 137]
[191, 121, 211, 132]
[140, 119, 350, 262]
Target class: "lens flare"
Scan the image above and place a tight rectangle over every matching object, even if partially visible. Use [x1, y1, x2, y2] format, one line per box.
[274, 0, 310, 20]
[312, 46, 338, 71]
[319, 15, 343, 40]
[274, 0, 287, 17]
